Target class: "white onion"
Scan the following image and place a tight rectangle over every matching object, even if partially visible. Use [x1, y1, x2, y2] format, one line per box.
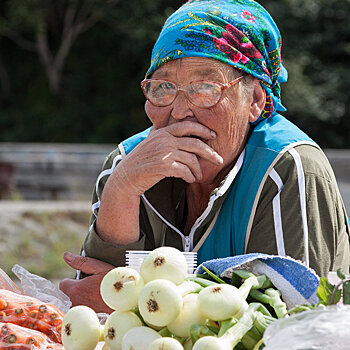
[100, 267, 144, 311]
[168, 293, 208, 337]
[121, 326, 161, 350]
[138, 279, 182, 327]
[192, 335, 231, 350]
[197, 284, 248, 321]
[104, 310, 142, 350]
[148, 337, 184, 350]
[140, 246, 188, 285]
[61, 305, 100, 350]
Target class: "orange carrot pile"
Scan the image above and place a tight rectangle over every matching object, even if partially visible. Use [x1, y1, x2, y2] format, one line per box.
[0, 322, 64, 349]
[0, 290, 64, 344]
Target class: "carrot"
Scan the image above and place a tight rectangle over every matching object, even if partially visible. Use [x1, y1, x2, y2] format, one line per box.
[0, 322, 64, 349]
[0, 290, 64, 344]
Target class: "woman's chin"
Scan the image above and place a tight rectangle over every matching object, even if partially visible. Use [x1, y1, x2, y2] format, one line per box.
[195, 160, 220, 184]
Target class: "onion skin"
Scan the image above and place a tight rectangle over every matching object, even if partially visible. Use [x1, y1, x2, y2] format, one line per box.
[147, 337, 184, 350]
[192, 335, 232, 350]
[138, 279, 182, 327]
[140, 247, 188, 285]
[121, 326, 161, 350]
[104, 310, 142, 350]
[197, 284, 248, 321]
[100, 267, 144, 311]
[168, 293, 208, 337]
[61, 305, 100, 350]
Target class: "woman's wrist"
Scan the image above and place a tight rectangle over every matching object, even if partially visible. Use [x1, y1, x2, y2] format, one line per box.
[96, 168, 142, 245]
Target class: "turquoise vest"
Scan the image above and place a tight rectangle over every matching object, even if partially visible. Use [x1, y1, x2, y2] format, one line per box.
[121, 114, 315, 264]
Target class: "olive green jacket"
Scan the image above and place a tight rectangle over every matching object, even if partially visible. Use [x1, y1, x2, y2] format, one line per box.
[81, 144, 349, 277]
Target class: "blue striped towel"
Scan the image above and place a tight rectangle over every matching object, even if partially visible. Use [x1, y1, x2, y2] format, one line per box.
[196, 253, 320, 308]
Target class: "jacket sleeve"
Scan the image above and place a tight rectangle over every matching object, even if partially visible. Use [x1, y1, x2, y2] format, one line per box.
[79, 148, 148, 270]
[246, 144, 350, 277]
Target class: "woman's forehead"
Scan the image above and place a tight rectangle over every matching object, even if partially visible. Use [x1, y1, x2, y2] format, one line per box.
[152, 57, 233, 80]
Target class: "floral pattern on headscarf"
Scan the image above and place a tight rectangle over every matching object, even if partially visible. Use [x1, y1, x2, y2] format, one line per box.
[146, 0, 288, 122]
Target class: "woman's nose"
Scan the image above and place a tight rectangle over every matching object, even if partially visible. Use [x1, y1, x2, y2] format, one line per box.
[171, 91, 194, 120]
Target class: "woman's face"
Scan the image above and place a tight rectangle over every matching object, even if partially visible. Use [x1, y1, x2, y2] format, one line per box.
[145, 57, 260, 185]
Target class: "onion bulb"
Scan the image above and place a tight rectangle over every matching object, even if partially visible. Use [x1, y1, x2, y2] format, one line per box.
[140, 246, 188, 285]
[100, 267, 144, 311]
[197, 284, 248, 321]
[138, 279, 182, 327]
[148, 337, 184, 350]
[104, 310, 142, 350]
[168, 293, 208, 337]
[192, 335, 231, 350]
[121, 326, 161, 350]
[61, 305, 100, 350]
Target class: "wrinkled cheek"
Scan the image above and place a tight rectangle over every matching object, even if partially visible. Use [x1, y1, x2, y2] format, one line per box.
[144, 101, 170, 128]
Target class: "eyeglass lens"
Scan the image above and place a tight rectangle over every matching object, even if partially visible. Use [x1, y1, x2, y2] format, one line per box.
[143, 80, 222, 107]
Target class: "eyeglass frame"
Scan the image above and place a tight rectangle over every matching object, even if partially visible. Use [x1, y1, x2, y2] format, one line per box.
[140, 75, 245, 108]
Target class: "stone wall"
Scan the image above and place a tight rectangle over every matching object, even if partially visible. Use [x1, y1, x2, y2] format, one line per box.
[0, 143, 349, 212]
[0, 143, 115, 200]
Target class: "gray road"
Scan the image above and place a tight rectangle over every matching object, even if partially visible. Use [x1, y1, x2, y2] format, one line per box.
[339, 182, 350, 214]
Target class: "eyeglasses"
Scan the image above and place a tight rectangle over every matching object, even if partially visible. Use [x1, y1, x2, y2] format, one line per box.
[140, 76, 245, 108]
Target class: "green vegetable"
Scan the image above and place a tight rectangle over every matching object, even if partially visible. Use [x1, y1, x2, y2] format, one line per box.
[217, 317, 238, 337]
[190, 324, 218, 344]
[241, 327, 261, 349]
[252, 338, 265, 350]
[317, 277, 341, 305]
[253, 312, 276, 336]
[191, 304, 258, 350]
[184, 275, 218, 288]
[199, 265, 226, 284]
[343, 279, 350, 304]
[157, 327, 184, 344]
[249, 289, 287, 318]
[335, 268, 350, 305]
[218, 309, 275, 349]
[177, 281, 203, 296]
[232, 270, 273, 290]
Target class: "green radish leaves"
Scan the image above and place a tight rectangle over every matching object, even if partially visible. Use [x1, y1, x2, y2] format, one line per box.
[317, 277, 341, 305]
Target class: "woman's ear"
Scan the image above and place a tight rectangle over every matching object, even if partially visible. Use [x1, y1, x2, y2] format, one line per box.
[249, 81, 266, 123]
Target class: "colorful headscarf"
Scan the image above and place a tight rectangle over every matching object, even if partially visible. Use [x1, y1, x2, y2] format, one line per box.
[146, 0, 288, 122]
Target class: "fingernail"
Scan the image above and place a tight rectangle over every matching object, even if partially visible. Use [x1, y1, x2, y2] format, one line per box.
[210, 131, 216, 138]
[217, 155, 224, 164]
[64, 251, 74, 263]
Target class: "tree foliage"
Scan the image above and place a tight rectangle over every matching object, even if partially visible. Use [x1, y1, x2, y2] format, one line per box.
[0, 0, 349, 147]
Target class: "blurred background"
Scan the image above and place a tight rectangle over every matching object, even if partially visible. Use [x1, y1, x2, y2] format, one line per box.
[0, 0, 349, 283]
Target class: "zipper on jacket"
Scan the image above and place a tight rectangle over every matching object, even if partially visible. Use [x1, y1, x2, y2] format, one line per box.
[183, 236, 191, 252]
[141, 150, 246, 253]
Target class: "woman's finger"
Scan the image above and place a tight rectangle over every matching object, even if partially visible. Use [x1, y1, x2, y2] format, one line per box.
[176, 136, 223, 165]
[164, 121, 217, 140]
[63, 252, 114, 274]
[169, 161, 197, 183]
[163, 150, 202, 181]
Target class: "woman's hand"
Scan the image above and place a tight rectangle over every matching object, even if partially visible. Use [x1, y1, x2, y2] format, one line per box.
[59, 252, 114, 314]
[96, 120, 223, 246]
[114, 121, 223, 196]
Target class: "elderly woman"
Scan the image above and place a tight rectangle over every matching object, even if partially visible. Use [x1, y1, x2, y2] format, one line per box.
[60, 0, 350, 312]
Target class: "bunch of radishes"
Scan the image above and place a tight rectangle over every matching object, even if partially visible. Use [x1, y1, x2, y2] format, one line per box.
[61, 247, 285, 350]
